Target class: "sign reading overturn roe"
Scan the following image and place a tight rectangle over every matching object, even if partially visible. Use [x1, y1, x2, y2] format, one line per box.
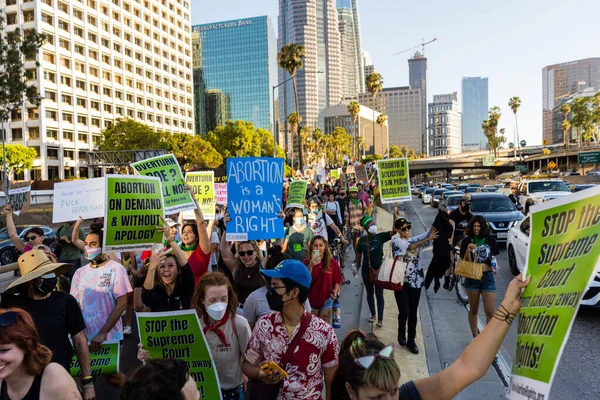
[377, 158, 411, 204]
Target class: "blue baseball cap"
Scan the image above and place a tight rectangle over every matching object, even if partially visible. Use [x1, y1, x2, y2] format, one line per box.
[261, 259, 311, 289]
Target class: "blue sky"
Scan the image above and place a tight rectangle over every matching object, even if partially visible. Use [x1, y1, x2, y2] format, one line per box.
[191, 0, 600, 146]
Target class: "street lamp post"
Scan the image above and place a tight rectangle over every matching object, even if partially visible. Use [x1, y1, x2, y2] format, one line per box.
[272, 70, 323, 159]
[1, 96, 44, 204]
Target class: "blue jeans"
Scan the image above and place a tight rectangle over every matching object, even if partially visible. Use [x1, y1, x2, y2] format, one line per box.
[222, 384, 244, 400]
[464, 271, 496, 293]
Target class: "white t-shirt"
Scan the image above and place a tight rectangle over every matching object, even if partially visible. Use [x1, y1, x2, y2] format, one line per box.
[200, 315, 251, 390]
[308, 211, 334, 241]
[209, 231, 220, 266]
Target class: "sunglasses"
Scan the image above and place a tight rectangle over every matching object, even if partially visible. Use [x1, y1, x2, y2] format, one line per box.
[0, 311, 19, 327]
[239, 250, 255, 257]
[400, 225, 412, 231]
[25, 235, 38, 241]
[354, 344, 395, 369]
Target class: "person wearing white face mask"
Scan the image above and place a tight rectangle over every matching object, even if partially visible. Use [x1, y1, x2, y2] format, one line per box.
[282, 209, 314, 261]
[194, 271, 251, 400]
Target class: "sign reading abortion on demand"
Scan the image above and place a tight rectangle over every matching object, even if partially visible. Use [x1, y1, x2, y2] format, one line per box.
[226, 158, 284, 241]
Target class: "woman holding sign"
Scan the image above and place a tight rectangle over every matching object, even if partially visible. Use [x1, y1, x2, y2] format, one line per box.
[180, 185, 212, 286]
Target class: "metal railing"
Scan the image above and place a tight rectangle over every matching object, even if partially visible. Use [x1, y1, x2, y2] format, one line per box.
[0, 262, 18, 274]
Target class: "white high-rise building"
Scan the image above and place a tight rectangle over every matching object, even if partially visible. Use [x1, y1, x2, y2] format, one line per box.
[428, 92, 462, 156]
[3, 0, 194, 180]
[337, 0, 364, 99]
[278, 0, 343, 154]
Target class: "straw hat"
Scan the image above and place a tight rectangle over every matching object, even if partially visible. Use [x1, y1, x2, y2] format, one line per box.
[4, 250, 72, 293]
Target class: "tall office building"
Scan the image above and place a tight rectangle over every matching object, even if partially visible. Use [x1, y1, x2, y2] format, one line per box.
[408, 52, 428, 154]
[359, 86, 422, 153]
[192, 16, 277, 135]
[428, 92, 462, 156]
[461, 77, 488, 151]
[278, 0, 343, 153]
[542, 57, 600, 144]
[4, 0, 194, 180]
[337, 0, 364, 98]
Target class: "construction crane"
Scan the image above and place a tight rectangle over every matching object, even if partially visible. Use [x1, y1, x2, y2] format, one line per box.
[394, 38, 438, 56]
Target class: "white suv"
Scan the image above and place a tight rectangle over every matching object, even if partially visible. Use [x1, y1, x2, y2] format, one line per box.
[507, 217, 600, 307]
[518, 180, 571, 214]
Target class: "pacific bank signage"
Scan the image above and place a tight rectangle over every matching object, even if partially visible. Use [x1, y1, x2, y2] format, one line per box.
[195, 19, 253, 32]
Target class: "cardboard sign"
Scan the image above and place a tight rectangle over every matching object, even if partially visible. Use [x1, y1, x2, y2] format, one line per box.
[286, 180, 307, 209]
[8, 183, 31, 216]
[131, 154, 195, 214]
[183, 171, 215, 220]
[355, 165, 368, 183]
[52, 178, 105, 223]
[226, 157, 284, 241]
[70, 341, 120, 377]
[507, 186, 600, 400]
[377, 158, 411, 204]
[137, 310, 222, 398]
[103, 175, 164, 253]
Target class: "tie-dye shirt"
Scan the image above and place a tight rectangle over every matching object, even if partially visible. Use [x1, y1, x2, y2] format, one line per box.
[70, 260, 132, 341]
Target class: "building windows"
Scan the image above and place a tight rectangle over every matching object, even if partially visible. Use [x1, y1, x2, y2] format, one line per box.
[62, 113, 73, 123]
[89, 67, 99, 77]
[28, 128, 40, 140]
[47, 129, 58, 139]
[11, 129, 23, 141]
[43, 53, 55, 64]
[103, 87, 112, 97]
[61, 94, 72, 105]
[76, 98, 86, 108]
[91, 101, 99, 111]
[76, 80, 86, 90]
[45, 91, 57, 102]
[77, 115, 87, 125]
[103, 104, 112, 113]
[47, 148, 59, 160]
[60, 57, 71, 69]
[89, 49, 98, 60]
[90, 84, 99, 94]
[78, 133, 88, 143]
[91, 118, 100, 127]
[58, 19, 69, 31]
[63, 131, 74, 141]
[60, 76, 72, 86]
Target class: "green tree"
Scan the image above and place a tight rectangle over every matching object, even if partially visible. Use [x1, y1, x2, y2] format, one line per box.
[287, 112, 301, 169]
[347, 101, 360, 158]
[407, 149, 417, 160]
[376, 113, 387, 156]
[560, 104, 571, 149]
[205, 120, 262, 159]
[389, 145, 401, 159]
[0, 144, 36, 177]
[278, 43, 305, 165]
[99, 118, 169, 151]
[181, 136, 223, 170]
[482, 106, 502, 157]
[366, 72, 383, 155]
[508, 97, 522, 158]
[257, 128, 286, 159]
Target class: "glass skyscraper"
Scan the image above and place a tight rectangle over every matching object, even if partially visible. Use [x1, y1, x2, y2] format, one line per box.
[409, 52, 428, 154]
[461, 77, 489, 151]
[192, 16, 277, 135]
[337, 0, 364, 98]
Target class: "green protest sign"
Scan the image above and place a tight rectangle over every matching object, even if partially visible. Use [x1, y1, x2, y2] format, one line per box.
[70, 341, 120, 377]
[377, 158, 411, 204]
[508, 186, 600, 400]
[331, 169, 339, 180]
[104, 175, 164, 253]
[131, 154, 195, 214]
[137, 310, 221, 399]
[286, 180, 307, 209]
[183, 171, 215, 220]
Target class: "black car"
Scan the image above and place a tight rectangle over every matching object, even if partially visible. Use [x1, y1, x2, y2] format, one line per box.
[0, 226, 56, 265]
[469, 193, 524, 243]
[569, 184, 596, 192]
[431, 188, 449, 208]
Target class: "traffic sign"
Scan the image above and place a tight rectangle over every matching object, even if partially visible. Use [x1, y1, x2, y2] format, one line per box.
[515, 165, 529, 173]
[482, 156, 495, 167]
[578, 151, 600, 165]
[548, 161, 557, 170]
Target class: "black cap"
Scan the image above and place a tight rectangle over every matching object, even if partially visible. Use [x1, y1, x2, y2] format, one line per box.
[394, 217, 411, 229]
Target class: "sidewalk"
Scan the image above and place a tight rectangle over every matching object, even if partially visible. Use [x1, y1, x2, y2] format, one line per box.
[358, 206, 429, 385]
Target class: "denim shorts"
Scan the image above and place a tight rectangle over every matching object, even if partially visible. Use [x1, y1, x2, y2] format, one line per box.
[312, 297, 334, 313]
[464, 271, 496, 293]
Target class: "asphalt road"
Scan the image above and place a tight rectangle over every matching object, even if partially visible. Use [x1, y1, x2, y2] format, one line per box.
[410, 195, 600, 400]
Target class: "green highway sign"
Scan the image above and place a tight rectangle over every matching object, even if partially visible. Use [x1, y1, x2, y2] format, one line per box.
[515, 165, 529, 173]
[578, 151, 600, 165]
[482, 156, 495, 167]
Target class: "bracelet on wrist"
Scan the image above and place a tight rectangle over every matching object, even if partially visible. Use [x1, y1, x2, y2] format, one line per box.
[493, 304, 516, 326]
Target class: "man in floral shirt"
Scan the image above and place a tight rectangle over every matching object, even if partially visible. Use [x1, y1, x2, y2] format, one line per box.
[391, 217, 438, 355]
[243, 259, 339, 399]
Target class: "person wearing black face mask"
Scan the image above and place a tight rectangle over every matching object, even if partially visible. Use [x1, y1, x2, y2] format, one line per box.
[0, 250, 96, 400]
[449, 196, 474, 246]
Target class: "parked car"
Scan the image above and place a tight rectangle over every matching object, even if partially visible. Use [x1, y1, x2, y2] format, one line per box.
[507, 216, 600, 307]
[0, 226, 57, 265]
[457, 183, 470, 191]
[561, 171, 581, 176]
[440, 190, 463, 204]
[422, 188, 435, 204]
[480, 187, 499, 192]
[586, 170, 600, 176]
[443, 194, 464, 214]
[469, 183, 482, 188]
[569, 184, 596, 192]
[431, 188, 449, 208]
[466, 186, 481, 193]
[469, 193, 524, 243]
[414, 184, 425, 196]
[494, 184, 504, 189]
[518, 180, 572, 214]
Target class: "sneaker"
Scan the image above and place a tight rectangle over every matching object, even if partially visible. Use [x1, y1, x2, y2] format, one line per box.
[123, 325, 132, 336]
[376, 321, 383, 328]
[368, 316, 376, 323]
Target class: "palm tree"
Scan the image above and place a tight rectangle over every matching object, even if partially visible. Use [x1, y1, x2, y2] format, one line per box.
[560, 104, 571, 150]
[312, 128, 324, 164]
[376, 113, 387, 156]
[347, 101, 360, 159]
[508, 97, 522, 160]
[287, 112, 301, 170]
[278, 44, 305, 165]
[366, 72, 383, 155]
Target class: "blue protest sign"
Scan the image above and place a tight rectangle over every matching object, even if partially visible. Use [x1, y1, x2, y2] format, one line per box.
[226, 158, 284, 241]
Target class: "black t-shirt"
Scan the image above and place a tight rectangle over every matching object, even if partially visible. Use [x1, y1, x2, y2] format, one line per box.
[142, 263, 195, 311]
[432, 211, 454, 255]
[448, 209, 473, 246]
[0, 291, 86, 371]
[399, 381, 422, 400]
[356, 231, 392, 270]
